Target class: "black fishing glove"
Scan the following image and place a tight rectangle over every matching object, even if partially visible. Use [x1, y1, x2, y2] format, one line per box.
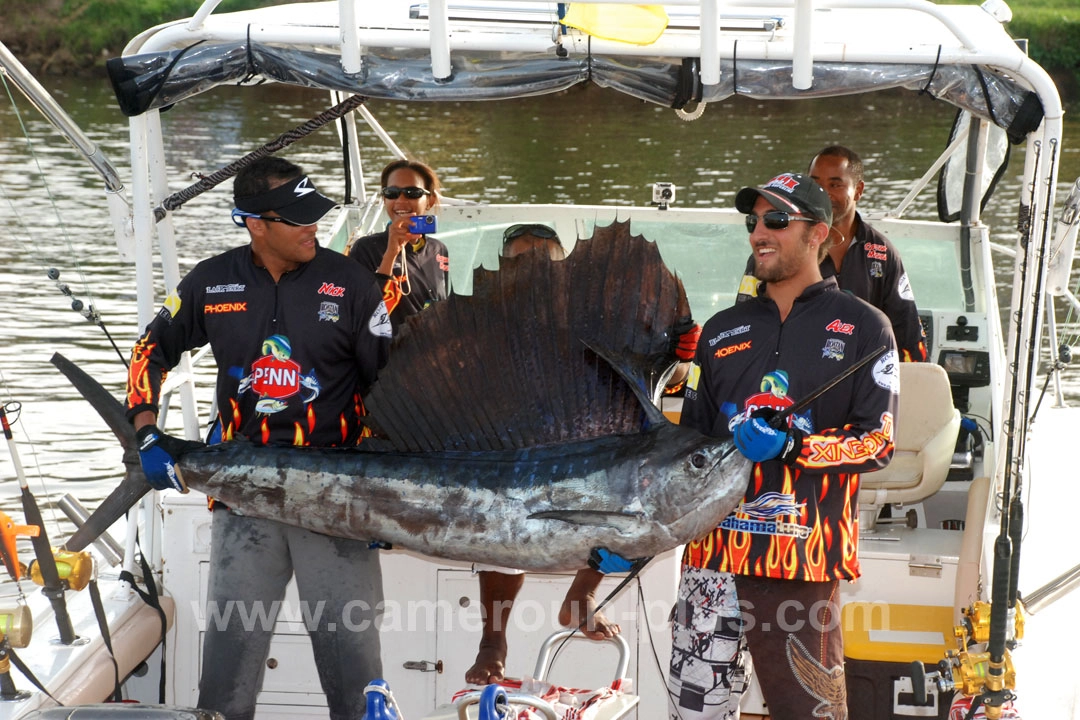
[671, 317, 702, 362]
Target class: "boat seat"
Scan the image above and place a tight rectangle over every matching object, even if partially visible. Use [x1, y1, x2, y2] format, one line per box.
[859, 363, 961, 531]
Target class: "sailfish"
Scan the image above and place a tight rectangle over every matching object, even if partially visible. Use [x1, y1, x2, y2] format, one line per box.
[60, 220, 750, 572]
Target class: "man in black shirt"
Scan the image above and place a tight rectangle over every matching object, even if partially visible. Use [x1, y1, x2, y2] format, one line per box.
[128, 156, 392, 720]
[736, 146, 927, 362]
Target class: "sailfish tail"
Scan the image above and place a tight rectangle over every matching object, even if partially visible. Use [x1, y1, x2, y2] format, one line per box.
[50, 352, 150, 553]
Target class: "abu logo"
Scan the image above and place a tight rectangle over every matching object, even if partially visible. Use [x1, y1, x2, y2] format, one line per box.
[764, 173, 799, 193]
[715, 340, 752, 358]
[826, 319, 855, 335]
[318, 282, 346, 297]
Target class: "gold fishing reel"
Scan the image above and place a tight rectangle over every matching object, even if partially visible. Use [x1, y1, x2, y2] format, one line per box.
[0, 603, 33, 701]
[931, 600, 1024, 719]
[956, 600, 1025, 646]
[28, 548, 93, 592]
[0, 604, 32, 649]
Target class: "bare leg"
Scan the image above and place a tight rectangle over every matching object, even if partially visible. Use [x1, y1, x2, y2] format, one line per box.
[465, 571, 525, 684]
[558, 568, 620, 640]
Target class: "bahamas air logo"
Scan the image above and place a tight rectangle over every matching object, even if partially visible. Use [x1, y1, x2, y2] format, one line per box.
[236, 334, 322, 415]
[738, 492, 806, 519]
[722, 490, 810, 539]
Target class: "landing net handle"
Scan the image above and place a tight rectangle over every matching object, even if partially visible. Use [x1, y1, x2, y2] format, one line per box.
[153, 93, 367, 221]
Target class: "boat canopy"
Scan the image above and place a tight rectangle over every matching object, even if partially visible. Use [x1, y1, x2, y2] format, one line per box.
[105, 1, 1049, 143]
[109, 43, 1043, 143]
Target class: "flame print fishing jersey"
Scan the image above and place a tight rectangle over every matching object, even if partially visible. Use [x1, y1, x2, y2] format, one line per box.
[126, 244, 392, 447]
[737, 215, 927, 362]
[348, 230, 450, 332]
[681, 277, 898, 581]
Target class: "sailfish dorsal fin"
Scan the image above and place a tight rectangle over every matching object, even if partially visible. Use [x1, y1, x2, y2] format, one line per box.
[362, 219, 689, 452]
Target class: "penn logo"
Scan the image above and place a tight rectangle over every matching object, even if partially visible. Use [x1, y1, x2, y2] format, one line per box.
[318, 283, 346, 297]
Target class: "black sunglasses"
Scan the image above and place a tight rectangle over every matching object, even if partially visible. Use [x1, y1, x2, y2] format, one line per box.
[503, 223, 559, 243]
[231, 208, 302, 227]
[381, 186, 431, 200]
[745, 211, 818, 233]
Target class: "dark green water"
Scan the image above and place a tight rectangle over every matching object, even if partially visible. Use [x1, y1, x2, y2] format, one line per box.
[1, 75, 1078, 495]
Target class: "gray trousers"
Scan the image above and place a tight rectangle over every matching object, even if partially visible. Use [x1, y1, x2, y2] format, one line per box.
[197, 508, 384, 720]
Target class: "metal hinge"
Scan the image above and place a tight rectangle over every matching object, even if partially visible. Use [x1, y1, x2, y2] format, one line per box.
[908, 554, 943, 578]
[403, 659, 443, 673]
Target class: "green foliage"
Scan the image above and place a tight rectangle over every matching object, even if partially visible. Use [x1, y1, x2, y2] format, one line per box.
[54, 0, 271, 56]
[1006, 9, 1080, 81]
[4, 0, 1078, 96]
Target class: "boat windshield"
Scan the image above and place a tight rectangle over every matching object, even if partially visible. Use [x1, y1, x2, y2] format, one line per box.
[333, 208, 977, 320]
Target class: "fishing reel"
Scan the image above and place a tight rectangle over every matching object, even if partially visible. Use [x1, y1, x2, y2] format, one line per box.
[0, 603, 33, 701]
[28, 549, 93, 592]
[911, 601, 1023, 719]
[0, 604, 32, 650]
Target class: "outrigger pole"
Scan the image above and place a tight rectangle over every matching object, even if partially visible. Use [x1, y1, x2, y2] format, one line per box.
[152, 93, 368, 221]
[0, 40, 132, 250]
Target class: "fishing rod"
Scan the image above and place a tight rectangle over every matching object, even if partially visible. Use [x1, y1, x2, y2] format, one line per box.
[0, 402, 78, 645]
[154, 93, 368, 221]
[961, 139, 1060, 719]
[769, 344, 888, 428]
[714, 344, 890, 464]
[46, 267, 129, 368]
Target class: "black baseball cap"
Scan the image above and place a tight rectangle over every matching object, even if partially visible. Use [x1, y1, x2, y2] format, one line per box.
[735, 172, 833, 226]
[234, 175, 338, 226]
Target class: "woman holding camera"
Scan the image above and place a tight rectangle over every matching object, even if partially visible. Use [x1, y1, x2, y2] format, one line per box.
[349, 159, 450, 331]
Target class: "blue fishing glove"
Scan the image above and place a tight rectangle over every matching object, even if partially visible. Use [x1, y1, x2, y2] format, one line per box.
[136, 425, 190, 493]
[733, 408, 803, 464]
[588, 548, 646, 574]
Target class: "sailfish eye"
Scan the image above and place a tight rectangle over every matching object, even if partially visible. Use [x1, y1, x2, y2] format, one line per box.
[691, 453, 707, 469]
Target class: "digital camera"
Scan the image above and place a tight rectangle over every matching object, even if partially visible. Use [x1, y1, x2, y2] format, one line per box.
[652, 182, 676, 206]
[408, 215, 438, 234]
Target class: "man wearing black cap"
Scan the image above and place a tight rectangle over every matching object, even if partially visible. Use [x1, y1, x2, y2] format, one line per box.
[667, 172, 899, 719]
[736, 146, 927, 362]
[126, 156, 392, 720]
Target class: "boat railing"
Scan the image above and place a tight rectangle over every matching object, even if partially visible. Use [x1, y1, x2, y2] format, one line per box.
[141, 0, 1000, 83]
